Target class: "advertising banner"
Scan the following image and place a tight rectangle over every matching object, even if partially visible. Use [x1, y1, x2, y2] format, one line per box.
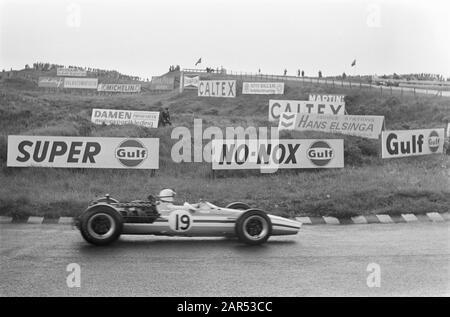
[7, 136, 159, 169]
[57, 68, 87, 77]
[198, 80, 236, 98]
[309, 94, 345, 103]
[97, 83, 141, 93]
[211, 139, 344, 170]
[278, 113, 384, 139]
[38, 77, 64, 88]
[183, 75, 200, 89]
[381, 129, 444, 158]
[242, 82, 284, 94]
[91, 108, 159, 128]
[150, 76, 175, 90]
[63, 77, 98, 89]
[269, 100, 345, 121]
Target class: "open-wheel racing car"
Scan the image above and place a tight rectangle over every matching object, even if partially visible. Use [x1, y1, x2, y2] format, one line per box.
[76, 189, 301, 246]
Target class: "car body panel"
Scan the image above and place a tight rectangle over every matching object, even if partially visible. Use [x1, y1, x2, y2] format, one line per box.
[80, 199, 301, 238]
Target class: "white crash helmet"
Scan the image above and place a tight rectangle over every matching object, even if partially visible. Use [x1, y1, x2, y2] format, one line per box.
[159, 188, 176, 203]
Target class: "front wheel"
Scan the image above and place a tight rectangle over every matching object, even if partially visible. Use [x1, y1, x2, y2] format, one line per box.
[79, 207, 123, 246]
[235, 210, 272, 245]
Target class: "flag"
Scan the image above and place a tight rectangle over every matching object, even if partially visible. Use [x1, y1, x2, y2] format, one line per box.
[195, 58, 202, 66]
[351, 59, 356, 67]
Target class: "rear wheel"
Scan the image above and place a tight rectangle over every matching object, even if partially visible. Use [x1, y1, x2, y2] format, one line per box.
[226, 202, 251, 210]
[79, 207, 122, 246]
[235, 210, 272, 245]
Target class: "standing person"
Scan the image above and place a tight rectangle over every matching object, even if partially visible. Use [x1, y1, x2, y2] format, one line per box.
[160, 107, 172, 126]
[284, 69, 287, 76]
[301, 70, 305, 77]
[297, 69, 301, 77]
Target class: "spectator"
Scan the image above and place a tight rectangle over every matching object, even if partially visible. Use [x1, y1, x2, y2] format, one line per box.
[160, 107, 172, 126]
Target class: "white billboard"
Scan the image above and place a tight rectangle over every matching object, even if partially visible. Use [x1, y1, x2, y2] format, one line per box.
[198, 80, 236, 98]
[97, 84, 141, 93]
[269, 100, 345, 121]
[38, 77, 64, 88]
[309, 94, 345, 103]
[183, 75, 200, 89]
[7, 136, 159, 169]
[279, 113, 384, 139]
[91, 108, 159, 128]
[57, 68, 87, 77]
[242, 82, 284, 94]
[212, 139, 344, 170]
[63, 77, 98, 89]
[381, 129, 444, 158]
[150, 76, 175, 90]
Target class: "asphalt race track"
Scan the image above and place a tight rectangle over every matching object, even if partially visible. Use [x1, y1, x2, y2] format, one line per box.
[0, 222, 449, 296]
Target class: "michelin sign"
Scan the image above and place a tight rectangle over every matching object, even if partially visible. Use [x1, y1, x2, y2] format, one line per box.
[7, 136, 159, 169]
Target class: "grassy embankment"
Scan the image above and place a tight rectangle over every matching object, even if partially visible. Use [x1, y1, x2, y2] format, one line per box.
[0, 76, 449, 219]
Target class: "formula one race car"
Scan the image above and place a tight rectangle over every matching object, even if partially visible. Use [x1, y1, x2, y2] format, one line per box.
[76, 189, 301, 246]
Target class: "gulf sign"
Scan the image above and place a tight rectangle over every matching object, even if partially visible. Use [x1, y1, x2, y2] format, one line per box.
[279, 113, 384, 139]
[269, 100, 345, 121]
[7, 136, 159, 169]
[309, 94, 345, 103]
[150, 76, 175, 90]
[198, 80, 236, 98]
[183, 75, 200, 89]
[211, 139, 344, 170]
[63, 77, 98, 89]
[242, 82, 284, 94]
[97, 84, 141, 93]
[57, 68, 87, 77]
[381, 129, 444, 158]
[91, 109, 159, 128]
[38, 77, 64, 88]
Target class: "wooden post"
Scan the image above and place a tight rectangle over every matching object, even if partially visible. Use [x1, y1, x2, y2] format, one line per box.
[179, 71, 184, 93]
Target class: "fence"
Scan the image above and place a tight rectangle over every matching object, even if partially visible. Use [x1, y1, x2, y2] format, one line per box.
[182, 69, 450, 98]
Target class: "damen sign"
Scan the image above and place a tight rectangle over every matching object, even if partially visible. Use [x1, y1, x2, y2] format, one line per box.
[381, 129, 444, 158]
[278, 113, 384, 139]
[7, 136, 159, 169]
[97, 84, 141, 93]
[198, 80, 236, 98]
[269, 100, 345, 121]
[91, 108, 159, 128]
[211, 139, 344, 170]
[242, 82, 284, 94]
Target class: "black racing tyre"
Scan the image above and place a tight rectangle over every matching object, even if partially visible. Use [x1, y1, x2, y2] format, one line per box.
[226, 202, 251, 210]
[79, 207, 123, 246]
[235, 209, 272, 245]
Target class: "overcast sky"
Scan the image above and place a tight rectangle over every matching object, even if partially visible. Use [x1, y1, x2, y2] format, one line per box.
[1, 0, 449, 79]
